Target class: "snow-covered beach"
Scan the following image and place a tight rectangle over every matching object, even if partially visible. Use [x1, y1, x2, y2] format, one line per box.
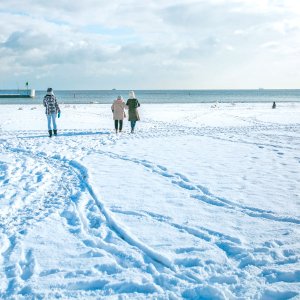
[0, 102, 300, 299]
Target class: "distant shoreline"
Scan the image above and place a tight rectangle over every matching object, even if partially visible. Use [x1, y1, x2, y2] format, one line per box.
[1, 102, 300, 108]
[0, 89, 299, 105]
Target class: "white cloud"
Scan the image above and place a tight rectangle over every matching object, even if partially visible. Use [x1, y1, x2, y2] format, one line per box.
[0, 0, 299, 89]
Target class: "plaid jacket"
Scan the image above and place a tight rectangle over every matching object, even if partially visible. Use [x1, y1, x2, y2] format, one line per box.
[43, 94, 60, 115]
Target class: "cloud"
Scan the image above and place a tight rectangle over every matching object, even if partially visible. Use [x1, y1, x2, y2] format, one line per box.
[3, 30, 49, 50]
[0, 0, 300, 89]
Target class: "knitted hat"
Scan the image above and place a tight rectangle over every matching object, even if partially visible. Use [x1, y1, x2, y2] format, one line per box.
[117, 95, 123, 100]
[129, 91, 135, 99]
[46, 87, 54, 96]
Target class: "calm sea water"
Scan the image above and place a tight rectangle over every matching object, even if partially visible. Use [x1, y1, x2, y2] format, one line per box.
[0, 89, 299, 105]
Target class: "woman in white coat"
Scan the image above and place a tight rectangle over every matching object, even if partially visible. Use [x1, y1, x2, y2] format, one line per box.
[111, 95, 126, 133]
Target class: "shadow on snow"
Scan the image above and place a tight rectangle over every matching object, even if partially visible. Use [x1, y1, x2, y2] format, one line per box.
[19, 130, 111, 139]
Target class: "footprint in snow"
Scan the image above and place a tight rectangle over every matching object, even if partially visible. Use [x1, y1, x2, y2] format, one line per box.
[20, 249, 35, 281]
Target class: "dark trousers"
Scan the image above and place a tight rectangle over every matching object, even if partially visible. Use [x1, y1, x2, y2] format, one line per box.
[130, 121, 137, 130]
[114, 120, 123, 131]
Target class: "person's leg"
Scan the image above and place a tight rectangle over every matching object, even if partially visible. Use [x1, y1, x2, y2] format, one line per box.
[119, 120, 123, 132]
[51, 113, 58, 135]
[47, 115, 52, 137]
[130, 121, 134, 132]
[114, 120, 118, 132]
[130, 121, 136, 133]
[47, 115, 52, 130]
[52, 113, 57, 130]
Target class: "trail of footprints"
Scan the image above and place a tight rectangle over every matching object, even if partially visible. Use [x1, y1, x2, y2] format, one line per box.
[0, 144, 183, 297]
[97, 150, 300, 225]
[1, 122, 300, 298]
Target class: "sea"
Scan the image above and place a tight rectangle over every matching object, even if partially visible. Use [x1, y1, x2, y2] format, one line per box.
[0, 89, 299, 105]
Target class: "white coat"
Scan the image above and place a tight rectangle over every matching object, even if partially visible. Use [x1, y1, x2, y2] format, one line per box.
[111, 99, 126, 120]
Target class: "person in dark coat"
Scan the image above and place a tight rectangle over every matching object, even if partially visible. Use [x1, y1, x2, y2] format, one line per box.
[272, 101, 276, 109]
[126, 91, 140, 133]
[43, 88, 61, 137]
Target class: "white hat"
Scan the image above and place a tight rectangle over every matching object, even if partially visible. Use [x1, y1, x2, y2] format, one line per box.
[129, 91, 136, 99]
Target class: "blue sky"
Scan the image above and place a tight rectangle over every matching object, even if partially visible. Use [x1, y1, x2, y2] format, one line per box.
[0, 0, 299, 90]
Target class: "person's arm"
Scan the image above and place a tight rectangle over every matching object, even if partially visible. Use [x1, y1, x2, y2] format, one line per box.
[43, 97, 46, 107]
[136, 100, 140, 108]
[123, 103, 127, 117]
[54, 97, 60, 113]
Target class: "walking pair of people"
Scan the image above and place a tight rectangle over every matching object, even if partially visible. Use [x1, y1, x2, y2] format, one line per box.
[111, 91, 140, 134]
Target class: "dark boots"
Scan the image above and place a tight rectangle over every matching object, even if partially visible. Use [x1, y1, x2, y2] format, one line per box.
[48, 130, 57, 137]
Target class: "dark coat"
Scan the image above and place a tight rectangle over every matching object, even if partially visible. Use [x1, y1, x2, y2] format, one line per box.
[126, 98, 140, 121]
[43, 94, 60, 115]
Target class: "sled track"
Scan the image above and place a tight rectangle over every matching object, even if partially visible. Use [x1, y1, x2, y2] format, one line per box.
[1, 121, 300, 299]
[0, 140, 207, 298]
[89, 149, 300, 226]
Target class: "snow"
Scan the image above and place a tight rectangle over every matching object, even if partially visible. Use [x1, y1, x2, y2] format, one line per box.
[0, 102, 300, 299]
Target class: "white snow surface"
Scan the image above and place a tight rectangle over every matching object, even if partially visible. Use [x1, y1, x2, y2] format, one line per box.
[0, 102, 300, 299]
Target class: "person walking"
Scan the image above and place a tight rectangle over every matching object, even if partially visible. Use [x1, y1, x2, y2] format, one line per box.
[43, 88, 61, 137]
[111, 95, 126, 133]
[126, 91, 140, 133]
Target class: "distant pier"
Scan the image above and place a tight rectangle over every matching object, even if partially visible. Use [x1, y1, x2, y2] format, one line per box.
[0, 89, 35, 98]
